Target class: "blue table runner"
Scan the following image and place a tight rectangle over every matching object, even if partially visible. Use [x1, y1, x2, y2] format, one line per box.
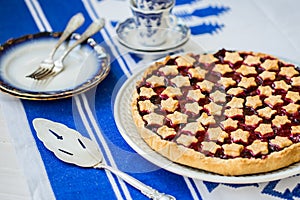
[2, 0, 300, 199]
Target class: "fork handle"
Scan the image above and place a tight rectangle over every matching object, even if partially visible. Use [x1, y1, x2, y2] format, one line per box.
[49, 12, 85, 58]
[58, 18, 105, 62]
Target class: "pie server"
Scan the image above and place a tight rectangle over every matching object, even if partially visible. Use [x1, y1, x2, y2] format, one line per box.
[32, 118, 176, 200]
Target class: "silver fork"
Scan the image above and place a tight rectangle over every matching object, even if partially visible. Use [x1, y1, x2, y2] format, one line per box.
[30, 18, 105, 81]
[26, 12, 85, 79]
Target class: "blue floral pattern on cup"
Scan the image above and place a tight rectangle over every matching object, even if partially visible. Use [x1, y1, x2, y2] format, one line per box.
[130, 0, 175, 46]
[135, 0, 173, 10]
[134, 11, 163, 38]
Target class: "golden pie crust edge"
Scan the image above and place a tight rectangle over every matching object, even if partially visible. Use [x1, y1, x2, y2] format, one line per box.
[131, 53, 300, 176]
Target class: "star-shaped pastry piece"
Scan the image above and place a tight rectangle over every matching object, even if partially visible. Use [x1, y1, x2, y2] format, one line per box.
[138, 100, 158, 112]
[167, 111, 188, 124]
[274, 80, 291, 91]
[246, 140, 269, 155]
[257, 107, 276, 119]
[257, 85, 273, 97]
[246, 95, 262, 109]
[270, 136, 292, 149]
[187, 89, 205, 101]
[272, 115, 291, 128]
[197, 80, 214, 92]
[282, 103, 300, 114]
[224, 108, 243, 118]
[207, 127, 229, 142]
[171, 76, 190, 87]
[244, 55, 261, 65]
[185, 102, 202, 115]
[231, 129, 250, 143]
[218, 77, 236, 88]
[222, 143, 244, 157]
[227, 87, 244, 96]
[198, 54, 218, 64]
[210, 90, 226, 103]
[157, 126, 177, 139]
[182, 122, 205, 135]
[159, 65, 179, 76]
[285, 91, 300, 103]
[197, 112, 216, 126]
[226, 97, 244, 108]
[139, 87, 156, 98]
[236, 65, 257, 76]
[264, 95, 283, 107]
[188, 67, 207, 80]
[245, 115, 263, 126]
[292, 76, 300, 86]
[176, 134, 198, 147]
[254, 124, 273, 137]
[220, 118, 238, 130]
[146, 75, 165, 87]
[224, 51, 243, 63]
[259, 71, 276, 81]
[201, 141, 221, 154]
[279, 66, 299, 78]
[175, 55, 196, 67]
[143, 113, 165, 126]
[213, 64, 233, 75]
[161, 98, 179, 112]
[161, 86, 182, 98]
[261, 59, 279, 71]
[291, 126, 300, 135]
[204, 102, 223, 116]
[238, 77, 257, 89]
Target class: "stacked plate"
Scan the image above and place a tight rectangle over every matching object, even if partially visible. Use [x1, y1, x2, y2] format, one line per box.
[0, 32, 110, 100]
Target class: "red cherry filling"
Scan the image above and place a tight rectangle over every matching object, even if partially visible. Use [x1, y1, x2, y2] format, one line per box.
[135, 49, 300, 159]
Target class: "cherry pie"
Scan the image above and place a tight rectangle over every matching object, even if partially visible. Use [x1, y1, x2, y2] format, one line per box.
[131, 49, 300, 175]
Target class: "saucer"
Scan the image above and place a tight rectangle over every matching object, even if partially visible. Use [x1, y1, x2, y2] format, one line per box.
[116, 37, 205, 61]
[0, 32, 110, 100]
[116, 18, 190, 52]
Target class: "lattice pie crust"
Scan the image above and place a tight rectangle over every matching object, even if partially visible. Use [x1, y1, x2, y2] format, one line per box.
[131, 49, 300, 176]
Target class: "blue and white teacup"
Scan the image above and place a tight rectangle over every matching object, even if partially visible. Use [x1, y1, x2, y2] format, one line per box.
[135, 0, 174, 10]
[130, 0, 176, 47]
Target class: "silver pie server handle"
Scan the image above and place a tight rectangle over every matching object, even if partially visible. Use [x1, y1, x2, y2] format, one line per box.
[94, 163, 175, 200]
[32, 118, 176, 200]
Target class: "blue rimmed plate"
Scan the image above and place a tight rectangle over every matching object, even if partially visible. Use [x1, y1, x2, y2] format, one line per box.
[0, 32, 110, 100]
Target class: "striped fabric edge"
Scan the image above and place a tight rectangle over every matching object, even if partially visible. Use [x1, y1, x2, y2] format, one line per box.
[83, 0, 204, 199]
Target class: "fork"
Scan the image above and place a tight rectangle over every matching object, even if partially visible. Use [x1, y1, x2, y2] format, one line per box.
[29, 18, 105, 81]
[26, 13, 85, 79]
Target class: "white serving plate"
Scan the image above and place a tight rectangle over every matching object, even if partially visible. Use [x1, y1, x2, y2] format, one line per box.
[114, 63, 300, 184]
